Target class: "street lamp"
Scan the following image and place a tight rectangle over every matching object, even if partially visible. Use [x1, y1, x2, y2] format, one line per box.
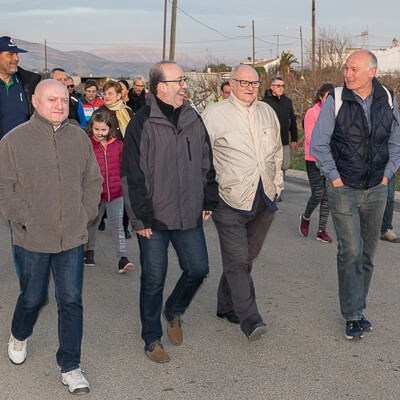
[286, 25, 303, 74]
[238, 20, 255, 66]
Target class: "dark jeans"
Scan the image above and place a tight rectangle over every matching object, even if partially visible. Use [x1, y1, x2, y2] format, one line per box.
[304, 160, 330, 231]
[327, 183, 387, 321]
[138, 226, 209, 348]
[12, 245, 84, 373]
[212, 199, 274, 334]
[381, 173, 396, 234]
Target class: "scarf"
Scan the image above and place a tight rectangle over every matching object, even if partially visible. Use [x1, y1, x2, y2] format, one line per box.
[106, 100, 131, 137]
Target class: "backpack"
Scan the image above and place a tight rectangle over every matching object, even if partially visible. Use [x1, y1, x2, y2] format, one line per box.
[334, 86, 393, 117]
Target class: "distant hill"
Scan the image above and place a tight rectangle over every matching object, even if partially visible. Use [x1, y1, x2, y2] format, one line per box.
[91, 46, 239, 71]
[16, 40, 155, 77]
[15, 39, 239, 78]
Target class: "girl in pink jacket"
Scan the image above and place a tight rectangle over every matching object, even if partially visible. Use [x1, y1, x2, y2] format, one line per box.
[84, 112, 135, 273]
[299, 83, 334, 243]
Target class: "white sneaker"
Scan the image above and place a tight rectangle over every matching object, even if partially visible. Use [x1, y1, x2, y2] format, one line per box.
[8, 334, 27, 365]
[62, 367, 90, 394]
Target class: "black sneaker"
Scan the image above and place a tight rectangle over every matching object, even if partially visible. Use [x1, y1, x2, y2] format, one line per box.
[124, 230, 132, 239]
[246, 321, 267, 341]
[345, 320, 363, 340]
[360, 315, 372, 331]
[83, 250, 95, 267]
[118, 257, 135, 274]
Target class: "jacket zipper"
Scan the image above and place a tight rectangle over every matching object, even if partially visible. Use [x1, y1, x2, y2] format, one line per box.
[53, 130, 63, 248]
[103, 145, 110, 201]
[186, 137, 192, 161]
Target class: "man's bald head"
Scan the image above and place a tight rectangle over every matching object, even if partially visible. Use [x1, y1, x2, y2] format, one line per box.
[230, 64, 260, 104]
[32, 79, 69, 128]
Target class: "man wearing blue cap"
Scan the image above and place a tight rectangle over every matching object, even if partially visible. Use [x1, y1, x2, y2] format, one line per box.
[0, 36, 41, 139]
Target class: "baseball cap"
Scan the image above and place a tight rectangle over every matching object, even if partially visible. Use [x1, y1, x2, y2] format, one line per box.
[0, 36, 28, 53]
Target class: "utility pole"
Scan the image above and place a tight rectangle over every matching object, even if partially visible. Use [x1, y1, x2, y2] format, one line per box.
[169, 0, 177, 61]
[276, 33, 280, 58]
[312, 0, 316, 80]
[44, 39, 48, 79]
[252, 20, 255, 66]
[162, 0, 167, 60]
[300, 25, 304, 73]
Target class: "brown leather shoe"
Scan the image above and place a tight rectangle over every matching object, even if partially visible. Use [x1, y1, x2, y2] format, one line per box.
[145, 342, 170, 363]
[162, 307, 183, 345]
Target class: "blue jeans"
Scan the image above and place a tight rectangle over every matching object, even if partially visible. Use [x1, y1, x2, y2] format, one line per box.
[381, 174, 396, 234]
[138, 226, 209, 348]
[327, 183, 387, 321]
[12, 245, 84, 373]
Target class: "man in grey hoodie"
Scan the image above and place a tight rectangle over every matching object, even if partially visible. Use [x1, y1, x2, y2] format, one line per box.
[0, 79, 102, 395]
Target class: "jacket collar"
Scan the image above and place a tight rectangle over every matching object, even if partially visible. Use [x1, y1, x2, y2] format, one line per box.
[228, 90, 258, 110]
[30, 111, 69, 134]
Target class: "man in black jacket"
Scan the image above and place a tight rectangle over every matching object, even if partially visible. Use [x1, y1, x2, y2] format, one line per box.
[0, 36, 41, 139]
[121, 61, 219, 363]
[261, 77, 298, 186]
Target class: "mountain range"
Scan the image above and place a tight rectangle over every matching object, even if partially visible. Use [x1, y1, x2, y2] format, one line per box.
[16, 39, 239, 78]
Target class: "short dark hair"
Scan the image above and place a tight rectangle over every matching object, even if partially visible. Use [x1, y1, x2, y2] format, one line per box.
[149, 61, 176, 95]
[270, 76, 283, 86]
[84, 79, 98, 90]
[50, 68, 66, 78]
[220, 81, 230, 92]
[314, 83, 334, 104]
[118, 79, 129, 90]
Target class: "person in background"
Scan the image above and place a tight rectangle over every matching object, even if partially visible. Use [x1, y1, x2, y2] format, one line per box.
[0, 36, 40, 139]
[67, 76, 82, 99]
[380, 173, 400, 242]
[207, 81, 231, 105]
[84, 112, 135, 273]
[79, 79, 104, 127]
[261, 77, 298, 201]
[96, 80, 134, 239]
[118, 79, 135, 110]
[50, 68, 84, 126]
[299, 83, 334, 243]
[310, 50, 400, 340]
[128, 76, 147, 113]
[0, 79, 102, 394]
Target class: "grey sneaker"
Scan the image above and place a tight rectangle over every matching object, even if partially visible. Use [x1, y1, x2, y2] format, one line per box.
[8, 334, 27, 365]
[62, 367, 90, 394]
[381, 229, 400, 243]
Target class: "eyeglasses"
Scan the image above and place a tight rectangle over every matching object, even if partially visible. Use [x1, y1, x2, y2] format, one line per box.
[160, 77, 188, 86]
[134, 84, 145, 88]
[85, 90, 97, 94]
[232, 79, 261, 88]
[67, 85, 74, 88]
[272, 84, 285, 88]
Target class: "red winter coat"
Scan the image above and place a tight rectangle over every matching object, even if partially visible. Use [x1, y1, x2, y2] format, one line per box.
[91, 137, 123, 201]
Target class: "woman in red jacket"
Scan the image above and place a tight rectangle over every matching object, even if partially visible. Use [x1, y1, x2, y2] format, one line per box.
[84, 112, 135, 273]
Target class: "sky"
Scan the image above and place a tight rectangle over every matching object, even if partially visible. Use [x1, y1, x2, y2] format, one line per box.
[2, 0, 399, 65]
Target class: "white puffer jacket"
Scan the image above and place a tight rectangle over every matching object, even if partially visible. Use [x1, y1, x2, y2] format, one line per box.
[202, 91, 283, 211]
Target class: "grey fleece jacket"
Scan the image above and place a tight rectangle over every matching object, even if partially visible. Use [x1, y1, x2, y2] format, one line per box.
[0, 111, 103, 253]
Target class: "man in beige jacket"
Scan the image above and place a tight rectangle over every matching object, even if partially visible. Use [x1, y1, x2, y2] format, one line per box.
[0, 80, 102, 395]
[202, 64, 283, 341]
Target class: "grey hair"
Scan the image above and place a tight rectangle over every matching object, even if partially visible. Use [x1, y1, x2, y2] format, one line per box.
[149, 61, 176, 95]
[132, 76, 145, 85]
[270, 76, 284, 86]
[367, 51, 378, 69]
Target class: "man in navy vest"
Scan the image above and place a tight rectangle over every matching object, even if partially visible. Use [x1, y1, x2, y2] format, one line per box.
[0, 36, 40, 139]
[310, 50, 400, 340]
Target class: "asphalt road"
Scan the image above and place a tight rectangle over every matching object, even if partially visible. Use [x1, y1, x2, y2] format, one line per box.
[1, 172, 400, 400]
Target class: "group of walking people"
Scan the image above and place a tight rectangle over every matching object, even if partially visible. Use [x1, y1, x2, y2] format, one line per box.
[1, 35, 400, 396]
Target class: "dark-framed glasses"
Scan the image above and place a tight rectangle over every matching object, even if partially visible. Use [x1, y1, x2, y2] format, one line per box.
[272, 84, 285, 88]
[232, 79, 261, 88]
[160, 77, 188, 86]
